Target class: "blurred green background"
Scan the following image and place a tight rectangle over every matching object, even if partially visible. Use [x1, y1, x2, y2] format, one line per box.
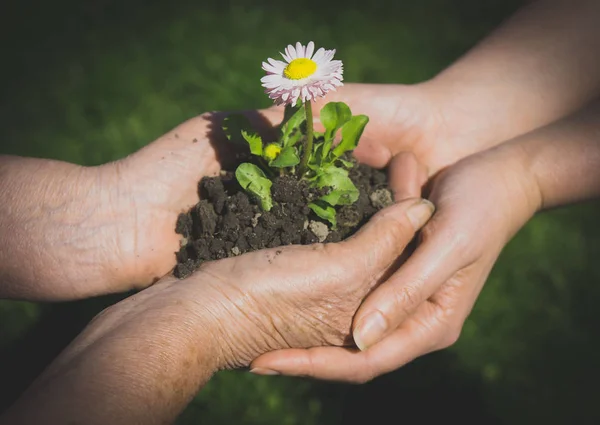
[1, 0, 599, 423]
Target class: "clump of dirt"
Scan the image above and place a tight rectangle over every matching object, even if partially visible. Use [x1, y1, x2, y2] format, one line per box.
[174, 161, 393, 279]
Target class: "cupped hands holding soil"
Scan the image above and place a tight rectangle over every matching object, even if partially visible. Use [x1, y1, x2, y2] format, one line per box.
[174, 159, 393, 279]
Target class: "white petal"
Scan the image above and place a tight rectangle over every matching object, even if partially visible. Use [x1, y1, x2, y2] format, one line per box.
[280, 51, 292, 63]
[268, 57, 286, 69]
[262, 62, 283, 74]
[312, 47, 326, 63]
[286, 44, 297, 59]
[296, 41, 305, 58]
[261, 74, 282, 83]
[306, 41, 315, 59]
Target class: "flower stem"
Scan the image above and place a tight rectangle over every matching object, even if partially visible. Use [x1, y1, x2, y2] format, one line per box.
[298, 100, 314, 178]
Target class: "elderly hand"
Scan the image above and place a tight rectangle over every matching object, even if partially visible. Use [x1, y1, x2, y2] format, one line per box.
[1, 112, 266, 300]
[2, 196, 433, 424]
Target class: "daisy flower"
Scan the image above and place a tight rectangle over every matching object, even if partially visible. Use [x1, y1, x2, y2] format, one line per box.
[261, 41, 343, 107]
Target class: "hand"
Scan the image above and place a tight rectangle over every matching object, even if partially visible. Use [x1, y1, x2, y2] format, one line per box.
[3, 197, 433, 424]
[66, 111, 271, 297]
[96, 113, 227, 292]
[306, 82, 518, 176]
[249, 144, 542, 382]
[0, 113, 235, 300]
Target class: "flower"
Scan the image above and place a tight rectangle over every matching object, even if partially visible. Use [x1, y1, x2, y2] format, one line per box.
[261, 41, 343, 106]
[264, 143, 282, 160]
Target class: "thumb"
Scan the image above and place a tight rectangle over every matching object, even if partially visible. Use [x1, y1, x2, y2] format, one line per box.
[352, 218, 467, 351]
[334, 198, 435, 282]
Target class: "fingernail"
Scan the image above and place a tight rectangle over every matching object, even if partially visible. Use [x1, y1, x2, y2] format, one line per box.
[353, 311, 388, 351]
[406, 199, 435, 230]
[249, 367, 280, 376]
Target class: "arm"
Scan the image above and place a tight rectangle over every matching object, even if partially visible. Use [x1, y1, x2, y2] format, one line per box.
[0, 156, 127, 300]
[309, 0, 600, 175]
[250, 100, 600, 380]
[0, 114, 223, 301]
[429, 0, 600, 162]
[520, 101, 600, 208]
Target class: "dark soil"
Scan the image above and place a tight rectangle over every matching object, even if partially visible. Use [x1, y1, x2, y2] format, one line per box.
[173, 161, 393, 279]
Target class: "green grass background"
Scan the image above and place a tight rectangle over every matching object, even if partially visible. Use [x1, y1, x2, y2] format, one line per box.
[1, 0, 599, 423]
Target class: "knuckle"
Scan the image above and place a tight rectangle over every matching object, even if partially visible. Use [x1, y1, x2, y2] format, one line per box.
[390, 283, 422, 321]
[446, 228, 469, 253]
[386, 211, 415, 244]
[421, 220, 472, 261]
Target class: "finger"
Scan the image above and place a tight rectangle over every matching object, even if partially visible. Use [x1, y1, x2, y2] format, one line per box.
[336, 198, 435, 278]
[250, 304, 440, 382]
[352, 219, 469, 351]
[388, 152, 429, 201]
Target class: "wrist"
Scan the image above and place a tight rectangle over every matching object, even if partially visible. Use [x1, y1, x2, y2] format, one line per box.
[92, 159, 178, 292]
[0, 157, 132, 300]
[477, 141, 543, 234]
[421, 70, 550, 169]
[8, 281, 224, 424]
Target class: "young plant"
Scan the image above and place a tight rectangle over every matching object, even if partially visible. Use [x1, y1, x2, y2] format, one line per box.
[222, 41, 369, 227]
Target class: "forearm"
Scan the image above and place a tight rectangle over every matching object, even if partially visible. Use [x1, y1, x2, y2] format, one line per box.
[492, 100, 600, 214]
[0, 155, 125, 300]
[0, 281, 223, 425]
[427, 0, 600, 156]
[519, 101, 600, 209]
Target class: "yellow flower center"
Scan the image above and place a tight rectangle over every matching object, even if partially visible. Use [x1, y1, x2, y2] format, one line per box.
[264, 143, 282, 160]
[284, 58, 317, 80]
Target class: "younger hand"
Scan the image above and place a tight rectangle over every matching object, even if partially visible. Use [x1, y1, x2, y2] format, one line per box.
[250, 145, 541, 382]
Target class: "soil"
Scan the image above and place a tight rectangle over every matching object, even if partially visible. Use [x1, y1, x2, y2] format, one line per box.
[173, 160, 393, 279]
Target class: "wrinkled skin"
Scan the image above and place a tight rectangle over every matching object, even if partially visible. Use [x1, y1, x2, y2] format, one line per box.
[2, 196, 433, 425]
[197, 196, 433, 369]
[3, 112, 276, 300]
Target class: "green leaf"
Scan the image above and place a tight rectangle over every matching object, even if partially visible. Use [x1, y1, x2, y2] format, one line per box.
[241, 130, 263, 156]
[308, 201, 337, 228]
[281, 105, 306, 147]
[270, 146, 300, 168]
[222, 114, 263, 156]
[307, 141, 324, 170]
[332, 115, 369, 158]
[314, 165, 359, 206]
[320, 102, 352, 157]
[336, 158, 354, 168]
[235, 163, 273, 211]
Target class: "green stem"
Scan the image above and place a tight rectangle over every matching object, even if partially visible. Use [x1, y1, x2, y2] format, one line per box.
[298, 100, 314, 177]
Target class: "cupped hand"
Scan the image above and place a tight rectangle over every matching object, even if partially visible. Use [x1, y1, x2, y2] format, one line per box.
[96, 113, 223, 292]
[92, 112, 274, 294]
[250, 144, 542, 382]
[197, 196, 434, 369]
[291, 82, 507, 176]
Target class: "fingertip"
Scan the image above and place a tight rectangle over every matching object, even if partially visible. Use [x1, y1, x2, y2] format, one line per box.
[388, 152, 427, 201]
[353, 310, 389, 351]
[406, 198, 435, 230]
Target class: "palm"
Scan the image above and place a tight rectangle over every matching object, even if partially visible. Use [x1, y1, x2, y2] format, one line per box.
[112, 114, 226, 288]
